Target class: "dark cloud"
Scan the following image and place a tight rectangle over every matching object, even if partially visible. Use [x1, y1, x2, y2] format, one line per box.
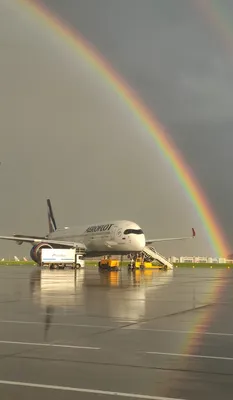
[42, 0, 233, 248]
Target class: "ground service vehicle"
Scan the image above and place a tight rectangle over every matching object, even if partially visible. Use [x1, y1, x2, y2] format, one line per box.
[128, 257, 164, 270]
[98, 258, 120, 271]
[41, 248, 84, 269]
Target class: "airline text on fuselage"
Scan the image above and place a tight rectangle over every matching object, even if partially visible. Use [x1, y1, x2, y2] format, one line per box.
[85, 224, 114, 233]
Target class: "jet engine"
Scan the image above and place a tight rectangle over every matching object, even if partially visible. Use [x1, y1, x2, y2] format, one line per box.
[30, 243, 53, 264]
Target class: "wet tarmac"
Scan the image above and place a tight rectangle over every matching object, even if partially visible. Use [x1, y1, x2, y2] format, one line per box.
[0, 265, 232, 399]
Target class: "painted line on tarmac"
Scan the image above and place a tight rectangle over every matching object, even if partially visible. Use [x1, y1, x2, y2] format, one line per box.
[1, 319, 233, 338]
[124, 327, 233, 337]
[0, 340, 100, 350]
[146, 350, 233, 361]
[0, 319, 112, 329]
[0, 380, 187, 399]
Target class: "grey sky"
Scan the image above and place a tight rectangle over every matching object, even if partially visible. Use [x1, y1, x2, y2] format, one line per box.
[0, 0, 232, 258]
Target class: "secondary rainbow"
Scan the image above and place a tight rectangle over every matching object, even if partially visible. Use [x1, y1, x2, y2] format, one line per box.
[196, 0, 233, 56]
[18, 0, 230, 257]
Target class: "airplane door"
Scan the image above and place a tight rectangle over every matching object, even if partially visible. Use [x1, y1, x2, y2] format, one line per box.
[110, 225, 117, 240]
[116, 228, 123, 239]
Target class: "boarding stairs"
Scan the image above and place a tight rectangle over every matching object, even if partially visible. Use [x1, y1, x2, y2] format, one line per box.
[142, 246, 173, 270]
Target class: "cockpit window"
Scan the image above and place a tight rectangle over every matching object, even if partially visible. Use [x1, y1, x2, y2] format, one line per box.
[123, 229, 144, 235]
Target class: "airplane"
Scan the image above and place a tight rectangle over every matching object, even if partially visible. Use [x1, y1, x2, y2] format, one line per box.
[0, 199, 196, 264]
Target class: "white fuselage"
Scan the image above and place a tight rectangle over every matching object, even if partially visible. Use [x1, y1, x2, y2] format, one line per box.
[48, 220, 146, 257]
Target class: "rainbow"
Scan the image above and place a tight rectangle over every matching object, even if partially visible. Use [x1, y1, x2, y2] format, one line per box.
[181, 267, 227, 356]
[18, 0, 230, 257]
[195, 0, 233, 55]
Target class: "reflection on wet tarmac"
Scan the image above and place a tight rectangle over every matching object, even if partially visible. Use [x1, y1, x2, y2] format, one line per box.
[30, 267, 173, 322]
[44, 305, 54, 341]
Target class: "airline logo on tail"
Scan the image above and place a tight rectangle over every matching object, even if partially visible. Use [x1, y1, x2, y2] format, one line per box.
[47, 199, 57, 233]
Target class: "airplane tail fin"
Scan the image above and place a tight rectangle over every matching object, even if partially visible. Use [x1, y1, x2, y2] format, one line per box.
[47, 199, 57, 234]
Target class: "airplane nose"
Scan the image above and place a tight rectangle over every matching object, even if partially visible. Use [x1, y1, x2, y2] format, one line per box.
[137, 234, 146, 250]
[141, 234, 146, 248]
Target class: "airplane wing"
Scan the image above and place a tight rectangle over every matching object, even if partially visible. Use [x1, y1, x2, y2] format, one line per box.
[0, 235, 86, 250]
[146, 228, 196, 245]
